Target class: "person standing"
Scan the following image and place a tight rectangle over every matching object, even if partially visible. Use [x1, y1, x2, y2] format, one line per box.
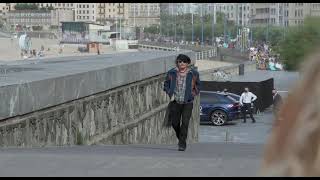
[272, 89, 283, 117]
[163, 54, 200, 151]
[240, 87, 257, 123]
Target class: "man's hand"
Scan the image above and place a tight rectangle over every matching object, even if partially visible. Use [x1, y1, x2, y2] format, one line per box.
[170, 95, 175, 101]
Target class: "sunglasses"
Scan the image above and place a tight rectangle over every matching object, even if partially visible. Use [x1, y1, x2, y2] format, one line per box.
[178, 60, 188, 64]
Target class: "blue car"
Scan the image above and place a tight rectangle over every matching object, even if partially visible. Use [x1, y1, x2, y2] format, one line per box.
[200, 91, 241, 126]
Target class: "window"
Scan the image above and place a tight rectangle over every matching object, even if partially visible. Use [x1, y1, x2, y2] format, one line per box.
[87, 16, 89, 19]
[200, 93, 220, 104]
[87, 10, 89, 14]
[295, 10, 297, 17]
[87, 5, 89, 8]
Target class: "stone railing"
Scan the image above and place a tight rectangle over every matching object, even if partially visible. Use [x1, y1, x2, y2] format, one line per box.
[0, 50, 199, 147]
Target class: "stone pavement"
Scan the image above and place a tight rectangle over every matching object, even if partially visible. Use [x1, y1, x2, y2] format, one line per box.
[0, 143, 262, 177]
[200, 108, 274, 144]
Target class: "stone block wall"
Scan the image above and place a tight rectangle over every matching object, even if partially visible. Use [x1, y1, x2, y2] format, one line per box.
[0, 74, 199, 147]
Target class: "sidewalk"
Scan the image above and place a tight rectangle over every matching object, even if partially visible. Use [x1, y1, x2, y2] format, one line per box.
[0, 143, 263, 177]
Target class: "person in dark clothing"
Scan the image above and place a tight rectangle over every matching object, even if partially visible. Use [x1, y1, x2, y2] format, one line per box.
[163, 54, 200, 151]
[240, 87, 257, 123]
[272, 89, 283, 117]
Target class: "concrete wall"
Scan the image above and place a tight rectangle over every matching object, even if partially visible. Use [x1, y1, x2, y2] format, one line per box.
[0, 51, 199, 147]
[200, 61, 256, 81]
[0, 74, 199, 147]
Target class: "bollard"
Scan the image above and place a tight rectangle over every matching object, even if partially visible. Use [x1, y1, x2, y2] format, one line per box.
[239, 64, 244, 75]
[225, 129, 229, 142]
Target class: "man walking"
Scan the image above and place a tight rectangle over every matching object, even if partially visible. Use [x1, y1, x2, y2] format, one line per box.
[163, 54, 200, 151]
[240, 87, 257, 123]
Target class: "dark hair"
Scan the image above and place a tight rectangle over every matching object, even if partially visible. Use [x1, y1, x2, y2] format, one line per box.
[176, 54, 191, 66]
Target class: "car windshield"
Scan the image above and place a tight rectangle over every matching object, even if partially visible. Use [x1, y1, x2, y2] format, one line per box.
[226, 95, 237, 102]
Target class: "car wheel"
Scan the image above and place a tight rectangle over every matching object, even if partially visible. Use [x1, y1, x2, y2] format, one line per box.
[210, 110, 227, 126]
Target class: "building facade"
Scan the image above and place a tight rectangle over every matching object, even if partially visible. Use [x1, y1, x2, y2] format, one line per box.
[7, 10, 73, 28]
[36, 3, 75, 10]
[250, 3, 288, 27]
[0, 3, 15, 20]
[74, 3, 96, 22]
[128, 3, 160, 27]
[287, 3, 312, 26]
[311, 3, 320, 16]
[215, 3, 251, 26]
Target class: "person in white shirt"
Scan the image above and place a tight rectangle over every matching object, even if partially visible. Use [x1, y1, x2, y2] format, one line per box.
[239, 87, 257, 123]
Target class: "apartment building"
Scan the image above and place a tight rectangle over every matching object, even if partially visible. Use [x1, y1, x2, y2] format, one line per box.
[36, 3, 75, 10]
[96, 3, 128, 25]
[128, 3, 160, 27]
[287, 3, 313, 26]
[0, 3, 15, 19]
[75, 3, 96, 22]
[311, 3, 320, 16]
[250, 3, 288, 27]
[7, 9, 74, 28]
[160, 3, 198, 15]
[215, 3, 251, 26]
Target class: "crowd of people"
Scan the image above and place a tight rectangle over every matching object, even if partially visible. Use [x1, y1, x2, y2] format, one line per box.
[249, 43, 283, 71]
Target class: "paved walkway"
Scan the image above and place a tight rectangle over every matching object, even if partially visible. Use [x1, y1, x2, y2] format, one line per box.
[0, 143, 262, 177]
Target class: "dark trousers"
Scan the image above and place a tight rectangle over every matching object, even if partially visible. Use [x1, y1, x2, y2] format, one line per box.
[171, 101, 193, 148]
[242, 103, 255, 122]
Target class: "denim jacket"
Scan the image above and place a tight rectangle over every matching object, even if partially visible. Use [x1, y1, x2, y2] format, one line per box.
[163, 67, 200, 103]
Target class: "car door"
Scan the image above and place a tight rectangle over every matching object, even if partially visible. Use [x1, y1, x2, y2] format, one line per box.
[200, 92, 221, 121]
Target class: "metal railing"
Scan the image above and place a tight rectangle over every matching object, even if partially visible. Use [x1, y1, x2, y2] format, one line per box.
[196, 49, 217, 60]
[138, 43, 218, 60]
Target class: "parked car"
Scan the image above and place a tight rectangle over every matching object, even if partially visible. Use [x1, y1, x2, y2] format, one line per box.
[224, 92, 258, 114]
[200, 91, 241, 126]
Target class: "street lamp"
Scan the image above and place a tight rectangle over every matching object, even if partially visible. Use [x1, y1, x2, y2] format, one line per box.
[191, 12, 194, 43]
[211, 5, 215, 46]
[201, 3, 204, 46]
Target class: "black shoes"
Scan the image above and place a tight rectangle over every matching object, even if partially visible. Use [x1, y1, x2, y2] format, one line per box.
[178, 141, 186, 151]
[178, 146, 186, 151]
[243, 120, 256, 123]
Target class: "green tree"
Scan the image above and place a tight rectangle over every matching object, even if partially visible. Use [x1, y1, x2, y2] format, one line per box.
[278, 16, 320, 70]
[14, 3, 39, 10]
[48, 5, 54, 10]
